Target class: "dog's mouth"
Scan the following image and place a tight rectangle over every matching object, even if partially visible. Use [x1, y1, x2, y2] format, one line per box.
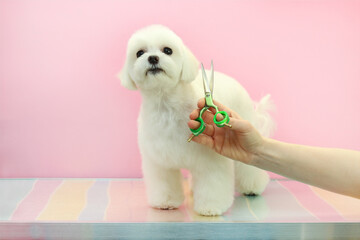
[146, 66, 164, 75]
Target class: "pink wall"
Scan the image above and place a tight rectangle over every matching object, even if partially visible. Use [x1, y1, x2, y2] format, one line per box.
[1, 1, 359, 178]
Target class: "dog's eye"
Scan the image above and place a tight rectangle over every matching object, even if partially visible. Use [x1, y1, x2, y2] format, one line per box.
[136, 50, 145, 58]
[163, 47, 173, 55]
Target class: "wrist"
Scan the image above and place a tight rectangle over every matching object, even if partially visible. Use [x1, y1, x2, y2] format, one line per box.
[250, 137, 273, 167]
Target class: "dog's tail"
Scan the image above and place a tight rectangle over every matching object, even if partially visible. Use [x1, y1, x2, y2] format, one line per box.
[253, 94, 276, 137]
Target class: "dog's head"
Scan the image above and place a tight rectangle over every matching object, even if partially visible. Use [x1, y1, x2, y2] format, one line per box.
[119, 25, 199, 91]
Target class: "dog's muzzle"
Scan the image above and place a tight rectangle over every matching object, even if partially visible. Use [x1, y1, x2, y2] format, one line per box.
[146, 66, 164, 75]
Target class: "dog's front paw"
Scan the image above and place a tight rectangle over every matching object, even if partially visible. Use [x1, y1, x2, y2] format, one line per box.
[193, 197, 233, 216]
[151, 201, 180, 210]
[149, 193, 184, 210]
[194, 205, 223, 216]
[153, 204, 178, 210]
[194, 201, 232, 216]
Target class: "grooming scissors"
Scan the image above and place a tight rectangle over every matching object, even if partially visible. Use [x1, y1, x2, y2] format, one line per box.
[188, 61, 232, 142]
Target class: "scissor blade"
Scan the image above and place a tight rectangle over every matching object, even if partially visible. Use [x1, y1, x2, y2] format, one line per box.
[210, 60, 214, 96]
[201, 63, 211, 94]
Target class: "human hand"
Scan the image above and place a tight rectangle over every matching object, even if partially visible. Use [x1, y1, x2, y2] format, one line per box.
[188, 99, 265, 165]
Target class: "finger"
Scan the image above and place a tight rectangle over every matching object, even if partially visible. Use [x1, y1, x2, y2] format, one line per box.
[187, 120, 200, 129]
[191, 134, 214, 149]
[189, 109, 200, 120]
[202, 124, 215, 136]
[187, 120, 215, 136]
[201, 110, 215, 124]
[190, 108, 215, 124]
[197, 98, 206, 109]
[215, 112, 225, 121]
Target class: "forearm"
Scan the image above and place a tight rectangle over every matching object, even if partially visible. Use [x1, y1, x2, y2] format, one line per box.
[251, 138, 360, 199]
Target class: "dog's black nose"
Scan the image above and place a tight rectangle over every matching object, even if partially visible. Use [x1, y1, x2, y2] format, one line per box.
[148, 55, 159, 64]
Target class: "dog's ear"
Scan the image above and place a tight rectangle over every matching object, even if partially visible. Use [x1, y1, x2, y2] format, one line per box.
[180, 45, 199, 82]
[118, 61, 137, 90]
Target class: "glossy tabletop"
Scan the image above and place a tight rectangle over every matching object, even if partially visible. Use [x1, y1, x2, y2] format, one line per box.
[0, 178, 359, 239]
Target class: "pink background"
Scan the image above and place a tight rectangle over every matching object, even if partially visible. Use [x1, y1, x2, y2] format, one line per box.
[0, 1, 359, 178]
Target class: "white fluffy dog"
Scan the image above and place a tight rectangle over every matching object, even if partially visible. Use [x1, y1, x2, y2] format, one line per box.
[120, 25, 275, 216]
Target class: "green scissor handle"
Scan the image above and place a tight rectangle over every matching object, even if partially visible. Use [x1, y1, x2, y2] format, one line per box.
[213, 111, 230, 127]
[190, 117, 205, 136]
[190, 108, 230, 136]
[190, 107, 207, 136]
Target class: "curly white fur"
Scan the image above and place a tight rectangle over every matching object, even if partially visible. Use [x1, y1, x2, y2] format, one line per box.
[120, 25, 275, 216]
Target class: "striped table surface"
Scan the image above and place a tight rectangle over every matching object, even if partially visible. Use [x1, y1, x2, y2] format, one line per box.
[1, 178, 360, 223]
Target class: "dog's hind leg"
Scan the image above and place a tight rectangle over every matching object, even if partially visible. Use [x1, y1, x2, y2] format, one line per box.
[234, 162, 269, 196]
